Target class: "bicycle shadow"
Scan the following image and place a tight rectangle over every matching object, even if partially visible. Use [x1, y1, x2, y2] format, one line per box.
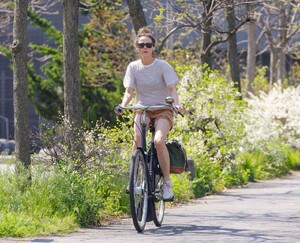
[145, 224, 270, 241]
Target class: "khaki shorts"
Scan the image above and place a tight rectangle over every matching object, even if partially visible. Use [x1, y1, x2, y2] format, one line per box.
[135, 109, 174, 130]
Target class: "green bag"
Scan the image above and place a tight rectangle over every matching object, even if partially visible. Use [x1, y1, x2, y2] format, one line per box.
[166, 139, 187, 174]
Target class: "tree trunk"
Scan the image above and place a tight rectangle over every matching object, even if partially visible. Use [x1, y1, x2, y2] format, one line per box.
[269, 45, 278, 85]
[200, 0, 213, 68]
[246, 1, 256, 93]
[126, 0, 147, 34]
[62, 0, 82, 129]
[226, 3, 241, 93]
[12, 0, 31, 168]
[278, 9, 287, 82]
[62, 0, 83, 170]
[278, 50, 286, 82]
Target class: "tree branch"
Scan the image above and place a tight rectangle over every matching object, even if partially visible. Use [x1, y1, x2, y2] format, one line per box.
[155, 23, 198, 55]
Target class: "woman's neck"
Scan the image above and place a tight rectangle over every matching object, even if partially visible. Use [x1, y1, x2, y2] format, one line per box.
[140, 56, 155, 65]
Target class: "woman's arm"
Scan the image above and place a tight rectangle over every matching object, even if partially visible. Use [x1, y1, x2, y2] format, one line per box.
[121, 87, 134, 107]
[167, 84, 184, 113]
[115, 87, 134, 115]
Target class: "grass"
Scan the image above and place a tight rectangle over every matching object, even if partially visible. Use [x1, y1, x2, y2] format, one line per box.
[0, 213, 77, 237]
[0, 176, 78, 237]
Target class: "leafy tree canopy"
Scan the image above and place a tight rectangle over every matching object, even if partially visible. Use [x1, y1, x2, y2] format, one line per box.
[28, 0, 135, 126]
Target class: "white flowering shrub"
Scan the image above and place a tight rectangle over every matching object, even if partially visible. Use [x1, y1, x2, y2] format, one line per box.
[244, 82, 300, 149]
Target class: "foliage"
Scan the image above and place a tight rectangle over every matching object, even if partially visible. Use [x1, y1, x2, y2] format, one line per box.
[282, 145, 300, 170]
[232, 81, 300, 182]
[245, 82, 300, 150]
[80, 0, 135, 87]
[192, 154, 223, 197]
[27, 4, 132, 125]
[0, 164, 78, 237]
[251, 66, 271, 94]
[168, 65, 300, 198]
[79, 0, 136, 126]
[0, 119, 131, 236]
[289, 62, 300, 86]
[34, 117, 134, 223]
[0, 44, 12, 59]
[168, 65, 246, 197]
[171, 173, 194, 202]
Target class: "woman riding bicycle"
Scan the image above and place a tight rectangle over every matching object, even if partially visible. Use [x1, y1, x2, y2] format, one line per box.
[116, 27, 183, 201]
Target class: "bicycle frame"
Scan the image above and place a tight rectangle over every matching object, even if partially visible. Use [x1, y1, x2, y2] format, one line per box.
[138, 109, 159, 197]
[139, 110, 148, 152]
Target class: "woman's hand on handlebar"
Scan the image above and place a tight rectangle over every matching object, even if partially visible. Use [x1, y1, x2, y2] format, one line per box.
[173, 104, 184, 117]
[114, 105, 124, 115]
[175, 104, 184, 114]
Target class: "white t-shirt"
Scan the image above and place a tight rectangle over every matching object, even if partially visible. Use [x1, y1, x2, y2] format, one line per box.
[123, 59, 179, 106]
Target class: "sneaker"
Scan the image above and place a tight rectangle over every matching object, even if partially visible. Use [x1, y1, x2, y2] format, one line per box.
[162, 179, 174, 202]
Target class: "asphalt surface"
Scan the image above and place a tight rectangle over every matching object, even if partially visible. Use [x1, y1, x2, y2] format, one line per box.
[1, 171, 300, 243]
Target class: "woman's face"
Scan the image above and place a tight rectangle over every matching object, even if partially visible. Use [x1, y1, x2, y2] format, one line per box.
[136, 36, 154, 59]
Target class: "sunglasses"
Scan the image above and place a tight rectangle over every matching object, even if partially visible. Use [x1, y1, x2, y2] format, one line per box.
[137, 42, 154, 49]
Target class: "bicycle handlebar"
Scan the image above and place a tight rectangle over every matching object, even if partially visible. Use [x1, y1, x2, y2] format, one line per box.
[115, 97, 184, 117]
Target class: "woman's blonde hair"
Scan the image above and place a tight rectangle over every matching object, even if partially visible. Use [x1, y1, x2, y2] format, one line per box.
[135, 27, 156, 46]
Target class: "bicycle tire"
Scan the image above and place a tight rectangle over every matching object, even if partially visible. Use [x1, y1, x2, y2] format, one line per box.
[152, 175, 165, 226]
[129, 149, 149, 232]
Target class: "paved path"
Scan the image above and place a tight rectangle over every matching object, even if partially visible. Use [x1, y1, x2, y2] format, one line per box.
[1, 171, 300, 243]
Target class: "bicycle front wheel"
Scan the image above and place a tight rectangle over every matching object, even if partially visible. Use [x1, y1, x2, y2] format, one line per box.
[153, 176, 165, 226]
[129, 149, 149, 232]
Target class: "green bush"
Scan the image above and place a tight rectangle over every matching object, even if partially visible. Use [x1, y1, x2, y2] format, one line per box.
[284, 147, 300, 170]
[192, 155, 223, 197]
[171, 173, 194, 202]
[171, 66, 246, 196]
[0, 159, 129, 236]
[235, 142, 299, 182]
[0, 165, 78, 237]
[0, 120, 132, 236]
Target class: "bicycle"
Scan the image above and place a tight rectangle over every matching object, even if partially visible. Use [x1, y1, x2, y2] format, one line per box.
[115, 97, 181, 232]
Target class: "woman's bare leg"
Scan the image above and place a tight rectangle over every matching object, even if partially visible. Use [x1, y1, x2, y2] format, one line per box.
[154, 118, 171, 180]
[132, 113, 150, 153]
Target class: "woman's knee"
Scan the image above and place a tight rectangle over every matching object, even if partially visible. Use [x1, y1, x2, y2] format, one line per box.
[134, 133, 142, 144]
[154, 137, 166, 149]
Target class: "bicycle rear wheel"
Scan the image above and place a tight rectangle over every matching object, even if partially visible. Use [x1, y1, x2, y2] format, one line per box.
[129, 149, 149, 232]
[152, 176, 165, 226]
